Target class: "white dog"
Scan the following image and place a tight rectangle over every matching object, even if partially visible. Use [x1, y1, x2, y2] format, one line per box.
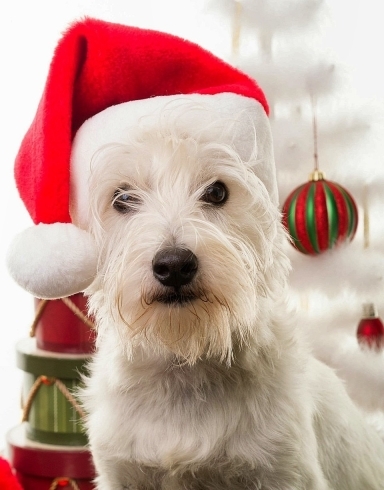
[5, 18, 382, 490]
[66, 93, 384, 490]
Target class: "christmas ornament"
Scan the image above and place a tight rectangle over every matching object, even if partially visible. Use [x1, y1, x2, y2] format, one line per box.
[282, 97, 358, 255]
[282, 170, 358, 255]
[357, 303, 384, 351]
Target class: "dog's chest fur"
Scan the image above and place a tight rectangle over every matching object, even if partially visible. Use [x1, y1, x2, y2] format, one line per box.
[85, 334, 312, 488]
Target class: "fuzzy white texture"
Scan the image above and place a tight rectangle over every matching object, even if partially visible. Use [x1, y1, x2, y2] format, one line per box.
[287, 244, 384, 297]
[295, 290, 384, 416]
[270, 96, 383, 198]
[6, 223, 98, 299]
[266, 2, 384, 422]
[205, 0, 384, 426]
[75, 99, 384, 489]
[245, 60, 337, 105]
[208, 0, 324, 33]
[70, 93, 278, 229]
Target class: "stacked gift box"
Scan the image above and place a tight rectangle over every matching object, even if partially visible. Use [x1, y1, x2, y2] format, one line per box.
[6, 294, 96, 490]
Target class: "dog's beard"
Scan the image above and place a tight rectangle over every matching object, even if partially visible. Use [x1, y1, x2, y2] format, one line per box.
[86, 202, 288, 365]
[85, 199, 287, 365]
[89, 232, 265, 365]
[124, 285, 236, 364]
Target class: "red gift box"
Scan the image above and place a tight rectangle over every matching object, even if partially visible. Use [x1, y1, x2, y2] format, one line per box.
[33, 294, 95, 354]
[6, 424, 95, 490]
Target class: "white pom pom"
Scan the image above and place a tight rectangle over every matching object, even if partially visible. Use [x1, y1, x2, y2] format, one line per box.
[6, 223, 98, 299]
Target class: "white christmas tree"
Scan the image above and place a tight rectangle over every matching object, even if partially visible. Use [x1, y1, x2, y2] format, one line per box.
[208, 0, 384, 431]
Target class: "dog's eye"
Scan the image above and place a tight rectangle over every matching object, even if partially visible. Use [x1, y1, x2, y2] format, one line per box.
[112, 187, 140, 213]
[201, 181, 228, 205]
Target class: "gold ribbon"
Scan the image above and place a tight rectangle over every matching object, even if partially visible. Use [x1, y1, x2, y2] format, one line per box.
[21, 375, 86, 422]
[30, 296, 95, 337]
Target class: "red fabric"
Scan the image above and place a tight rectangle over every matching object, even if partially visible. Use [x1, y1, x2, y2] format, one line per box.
[14, 17, 268, 225]
[0, 457, 23, 490]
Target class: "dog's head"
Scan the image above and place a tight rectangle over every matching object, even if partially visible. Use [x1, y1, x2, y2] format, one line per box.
[69, 93, 290, 364]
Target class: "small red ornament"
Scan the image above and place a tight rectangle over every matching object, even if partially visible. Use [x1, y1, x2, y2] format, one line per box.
[357, 303, 384, 351]
[282, 170, 358, 255]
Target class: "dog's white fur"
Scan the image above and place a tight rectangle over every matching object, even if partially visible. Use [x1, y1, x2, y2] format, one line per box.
[74, 96, 384, 489]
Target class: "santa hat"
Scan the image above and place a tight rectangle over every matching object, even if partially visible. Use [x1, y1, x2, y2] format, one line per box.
[7, 17, 274, 299]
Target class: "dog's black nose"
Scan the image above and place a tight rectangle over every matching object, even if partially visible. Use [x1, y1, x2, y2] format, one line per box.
[152, 248, 198, 288]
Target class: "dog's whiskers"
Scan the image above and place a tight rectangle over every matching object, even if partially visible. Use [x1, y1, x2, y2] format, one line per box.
[129, 309, 151, 331]
[212, 293, 230, 311]
[116, 291, 133, 330]
[186, 300, 202, 321]
[198, 288, 213, 304]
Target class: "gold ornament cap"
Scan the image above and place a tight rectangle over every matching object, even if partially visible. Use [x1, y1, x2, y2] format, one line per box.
[362, 302, 379, 319]
[309, 169, 326, 181]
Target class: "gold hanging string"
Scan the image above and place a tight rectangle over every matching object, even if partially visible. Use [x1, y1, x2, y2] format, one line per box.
[309, 96, 324, 181]
[54, 378, 87, 418]
[21, 376, 47, 421]
[29, 299, 49, 337]
[21, 375, 86, 423]
[49, 477, 81, 490]
[362, 183, 370, 249]
[232, 0, 243, 57]
[30, 296, 95, 338]
[61, 296, 95, 330]
[312, 96, 319, 172]
[259, 30, 272, 61]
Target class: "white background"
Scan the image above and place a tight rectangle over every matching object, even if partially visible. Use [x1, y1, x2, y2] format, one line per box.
[1, 0, 384, 453]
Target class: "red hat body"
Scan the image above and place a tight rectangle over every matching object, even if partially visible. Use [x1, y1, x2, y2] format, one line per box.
[14, 17, 268, 225]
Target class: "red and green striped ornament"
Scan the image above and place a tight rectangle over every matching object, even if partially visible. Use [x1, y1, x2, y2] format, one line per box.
[282, 170, 358, 255]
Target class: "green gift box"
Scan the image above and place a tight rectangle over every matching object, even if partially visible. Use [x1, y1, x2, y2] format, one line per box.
[17, 338, 91, 446]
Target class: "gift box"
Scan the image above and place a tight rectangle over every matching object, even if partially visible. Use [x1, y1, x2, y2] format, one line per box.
[32, 294, 95, 354]
[7, 424, 95, 490]
[17, 338, 90, 446]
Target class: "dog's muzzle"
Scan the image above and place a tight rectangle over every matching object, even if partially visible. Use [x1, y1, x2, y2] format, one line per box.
[152, 247, 198, 304]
